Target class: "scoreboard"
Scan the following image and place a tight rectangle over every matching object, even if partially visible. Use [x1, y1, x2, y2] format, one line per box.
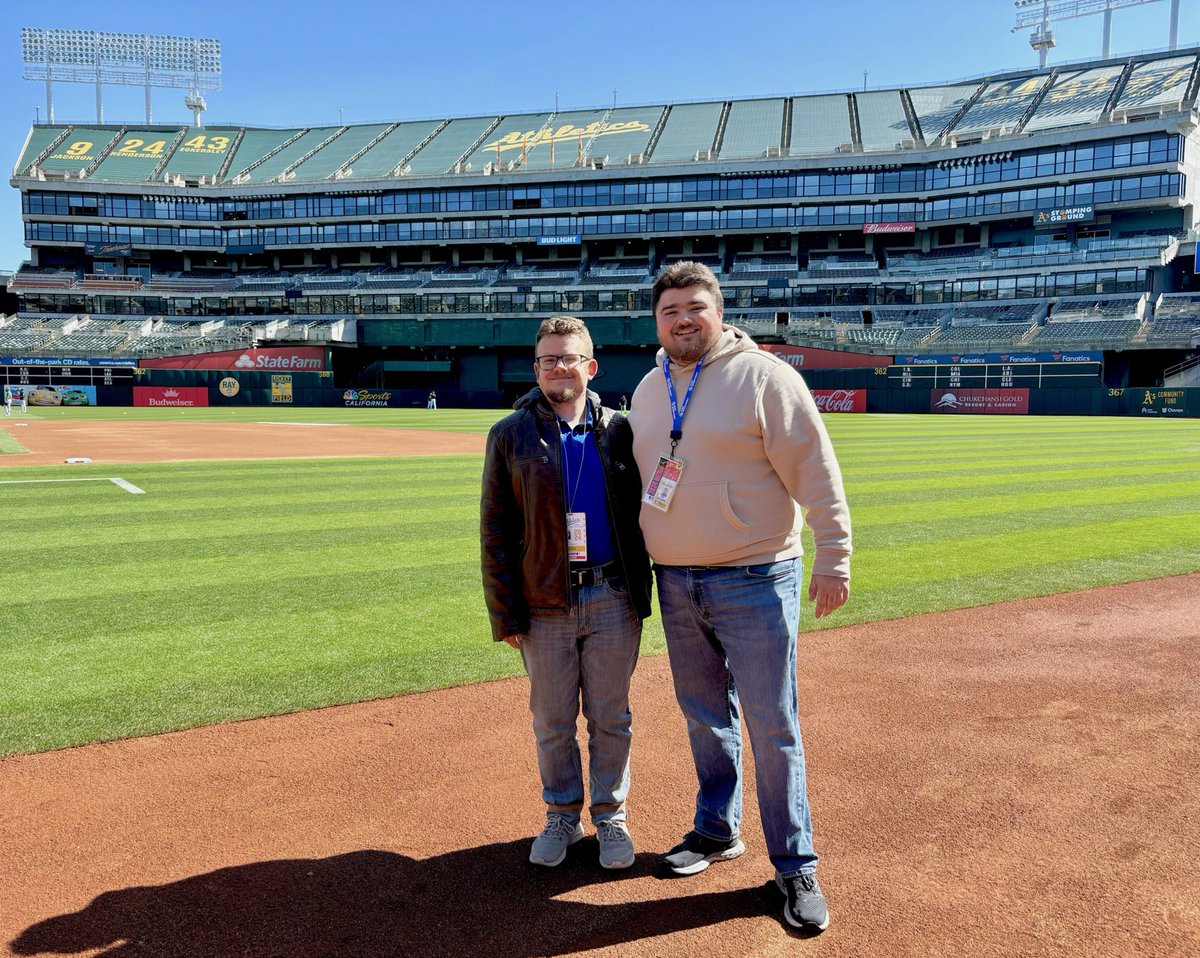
[0, 358, 137, 389]
[889, 362, 1101, 389]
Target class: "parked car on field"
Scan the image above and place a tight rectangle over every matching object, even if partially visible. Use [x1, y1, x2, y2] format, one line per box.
[27, 386, 62, 406]
[59, 388, 91, 406]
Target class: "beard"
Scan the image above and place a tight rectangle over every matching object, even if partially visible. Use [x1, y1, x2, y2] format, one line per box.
[542, 384, 582, 404]
[661, 325, 722, 365]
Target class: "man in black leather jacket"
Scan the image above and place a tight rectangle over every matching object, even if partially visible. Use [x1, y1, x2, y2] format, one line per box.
[481, 316, 651, 871]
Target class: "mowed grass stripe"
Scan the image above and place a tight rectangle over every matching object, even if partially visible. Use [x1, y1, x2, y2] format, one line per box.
[1, 413, 1198, 756]
[0, 430, 30, 454]
[17, 405, 506, 433]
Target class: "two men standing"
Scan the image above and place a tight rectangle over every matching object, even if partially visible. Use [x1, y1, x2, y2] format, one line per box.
[480, 263, 851, 935]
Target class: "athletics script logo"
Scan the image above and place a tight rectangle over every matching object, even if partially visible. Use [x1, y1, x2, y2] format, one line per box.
[482, 120, 650, 155]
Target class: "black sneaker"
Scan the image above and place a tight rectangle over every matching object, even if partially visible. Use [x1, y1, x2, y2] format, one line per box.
[775, 872, 830, 933]
[662, 830, 745, 875]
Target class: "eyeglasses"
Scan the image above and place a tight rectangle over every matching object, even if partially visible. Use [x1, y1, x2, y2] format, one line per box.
[535, 354, 591, 371]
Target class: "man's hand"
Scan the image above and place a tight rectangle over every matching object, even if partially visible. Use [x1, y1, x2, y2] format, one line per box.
[503, 633, 526, 650]
[809, 574, 849, 619]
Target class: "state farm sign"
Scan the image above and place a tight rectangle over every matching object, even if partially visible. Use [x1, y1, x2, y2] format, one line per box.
[140, 346, 326, 371]
[812, 389, 866, 413]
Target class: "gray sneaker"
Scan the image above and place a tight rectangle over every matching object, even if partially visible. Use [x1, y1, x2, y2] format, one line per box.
[596, 819, 635, 870]
[529, 816, 584, 867]
[776, 872, 830, 934]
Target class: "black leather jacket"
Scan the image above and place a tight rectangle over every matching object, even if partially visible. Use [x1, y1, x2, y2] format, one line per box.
[480, 387, 652, 641]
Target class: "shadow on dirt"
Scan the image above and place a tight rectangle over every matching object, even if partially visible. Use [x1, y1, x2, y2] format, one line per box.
[12, 841, 777, 957]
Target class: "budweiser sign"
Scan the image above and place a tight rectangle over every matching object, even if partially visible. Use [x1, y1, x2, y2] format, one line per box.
[812, 389, 866, 413]
[863, 221, 916, 234]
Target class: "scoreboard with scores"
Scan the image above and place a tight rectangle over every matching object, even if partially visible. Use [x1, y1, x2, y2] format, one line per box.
[0, 357, 137, 389]
[888, 361, 1101, 389]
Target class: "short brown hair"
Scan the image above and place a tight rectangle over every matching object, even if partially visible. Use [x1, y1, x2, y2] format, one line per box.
[651, 261, 723, 315]
[535, 315, 594, 356]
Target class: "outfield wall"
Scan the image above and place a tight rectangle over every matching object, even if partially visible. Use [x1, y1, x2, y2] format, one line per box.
[86, 367, 1197, 417]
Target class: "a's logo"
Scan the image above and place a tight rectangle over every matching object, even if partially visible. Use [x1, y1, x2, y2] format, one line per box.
[218, 377, 240, 397]
[234, 354, 256, 369]
[482, 120, 650, 156]
[934, 393, 959, 409]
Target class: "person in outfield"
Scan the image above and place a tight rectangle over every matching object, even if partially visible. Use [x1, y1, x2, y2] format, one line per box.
[628, 262, 852, 934]
[480, 316, 652, 869]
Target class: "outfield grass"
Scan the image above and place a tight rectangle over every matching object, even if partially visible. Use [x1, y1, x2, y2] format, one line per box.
[7, 403, 507, 433]
[1, 411, 1198, 756]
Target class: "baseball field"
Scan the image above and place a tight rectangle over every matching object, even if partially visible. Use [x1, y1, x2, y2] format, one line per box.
[2, 407, 1199, 957]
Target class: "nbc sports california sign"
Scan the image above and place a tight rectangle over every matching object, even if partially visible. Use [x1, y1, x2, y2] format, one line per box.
[140, 347, 326, 371]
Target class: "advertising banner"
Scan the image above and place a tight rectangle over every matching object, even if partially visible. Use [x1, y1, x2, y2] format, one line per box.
[930, 389, 1030, 414]
[896, 351, 1102, 366]
[863, 222, 916, 234]
[20, 384, 97, 407]
[760, 344, 890, 370]
[84, 242, 133, 256]
[1136, 388, 1192, 417]
[812, 389, 867, 413]
[140, 346, 325, 371]
[0, 356, 139, 368]
[342, 389, 399, 407]
[271, 376, 294, 404]
[1034, 205, 1094, 227]
[133, 386, 209, 407]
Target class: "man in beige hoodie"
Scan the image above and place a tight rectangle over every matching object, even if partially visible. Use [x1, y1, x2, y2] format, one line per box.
[628, 261, 852, 936]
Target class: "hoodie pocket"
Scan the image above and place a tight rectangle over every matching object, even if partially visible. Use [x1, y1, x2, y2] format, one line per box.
[646, 480, 750, 562]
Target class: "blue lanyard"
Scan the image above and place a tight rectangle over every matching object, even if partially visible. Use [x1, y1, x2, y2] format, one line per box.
[663, 356, 703, 457]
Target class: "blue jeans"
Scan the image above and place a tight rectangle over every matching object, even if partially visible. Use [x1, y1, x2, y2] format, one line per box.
[655, 559, 817, 877]
[520, 578, 642, 824]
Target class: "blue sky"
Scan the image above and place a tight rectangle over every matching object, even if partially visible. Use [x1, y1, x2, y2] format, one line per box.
[3, 0, 1197, 274]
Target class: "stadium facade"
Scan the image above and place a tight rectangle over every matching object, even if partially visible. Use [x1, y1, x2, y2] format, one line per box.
[5, 47, 1200, 415]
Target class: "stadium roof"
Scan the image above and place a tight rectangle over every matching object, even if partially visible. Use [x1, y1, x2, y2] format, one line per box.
[12, 48, 1198, 187]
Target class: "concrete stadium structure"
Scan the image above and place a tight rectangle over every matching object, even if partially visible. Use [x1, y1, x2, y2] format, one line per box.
[5, 47, 1200, 413]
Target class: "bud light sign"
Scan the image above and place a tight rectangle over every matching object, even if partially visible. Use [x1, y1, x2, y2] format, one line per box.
[812, 389, 866, 413]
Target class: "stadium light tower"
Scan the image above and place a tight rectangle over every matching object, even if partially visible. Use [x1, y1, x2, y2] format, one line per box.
[1013, 0, 1176, 68]
[20, 28, 221, 126]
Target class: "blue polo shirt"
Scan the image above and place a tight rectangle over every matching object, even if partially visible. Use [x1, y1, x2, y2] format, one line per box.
[559, 412, 615, 567]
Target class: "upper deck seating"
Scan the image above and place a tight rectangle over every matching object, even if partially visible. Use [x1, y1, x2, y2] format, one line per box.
[720, 99, 785, 160]
[856, 90, 913, 151]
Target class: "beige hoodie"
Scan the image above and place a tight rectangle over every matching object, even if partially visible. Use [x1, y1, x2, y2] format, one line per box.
[628, 327, 852, 577]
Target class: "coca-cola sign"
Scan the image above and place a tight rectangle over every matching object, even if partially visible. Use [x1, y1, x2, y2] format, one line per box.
[863, 222, 916, 234]
[812, 389, 866, 413]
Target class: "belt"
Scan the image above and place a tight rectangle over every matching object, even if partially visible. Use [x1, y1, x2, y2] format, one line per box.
[569, 561, 620, 587]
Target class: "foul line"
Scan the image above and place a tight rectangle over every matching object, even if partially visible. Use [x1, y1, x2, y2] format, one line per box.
[0, 477, 145, 494]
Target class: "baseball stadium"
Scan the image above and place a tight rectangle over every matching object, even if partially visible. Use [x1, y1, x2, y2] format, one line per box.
[2, 11, 1199, 958]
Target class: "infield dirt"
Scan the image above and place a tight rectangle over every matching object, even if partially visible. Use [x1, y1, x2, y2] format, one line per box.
[2, 419, 1197, 956]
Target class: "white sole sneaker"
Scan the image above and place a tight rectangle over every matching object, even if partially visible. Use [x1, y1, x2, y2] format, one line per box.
[666, 839, 746, 876]
[529, 821, 585, 867]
